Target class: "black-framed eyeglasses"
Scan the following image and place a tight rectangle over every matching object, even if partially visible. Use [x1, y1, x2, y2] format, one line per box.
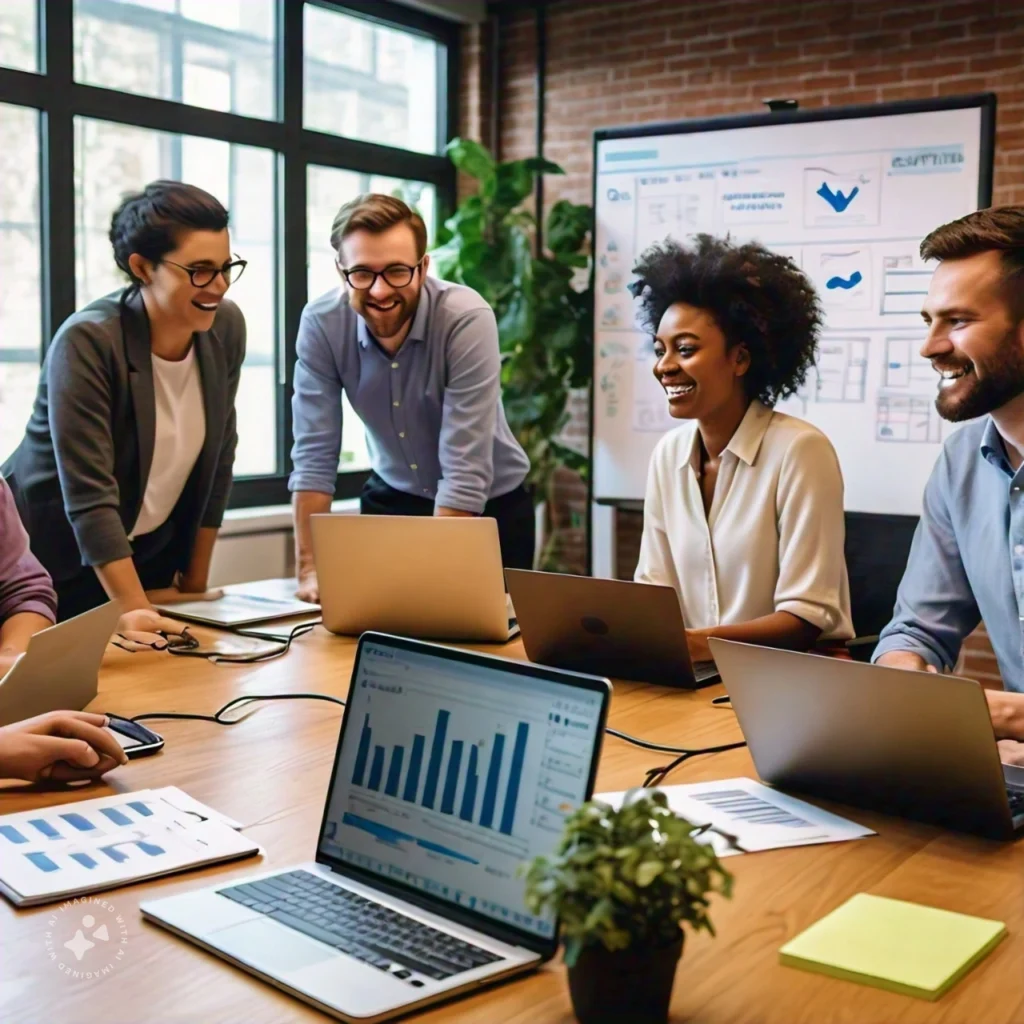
[337, 260, 423, 290]
[162, 256, 248, 288]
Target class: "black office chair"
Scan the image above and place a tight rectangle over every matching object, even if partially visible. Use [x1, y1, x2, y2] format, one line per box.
[843, 513, 918, 662]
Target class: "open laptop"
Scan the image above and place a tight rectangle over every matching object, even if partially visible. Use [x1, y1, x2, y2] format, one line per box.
[0, 601, 121, 727]
[142, 633, 611, 1023]
[506, 569, 719, 688]
[311, 515, 517, 643]
[709, 638, 1024, 839]
[155, 577, 320, 629]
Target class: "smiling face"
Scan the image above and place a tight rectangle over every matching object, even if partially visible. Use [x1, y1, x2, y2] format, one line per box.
[653, 302, 751, 420]
[338, 223, 428, 342]
[920, 249, 1024, 422]
[128, 227, 233, 334]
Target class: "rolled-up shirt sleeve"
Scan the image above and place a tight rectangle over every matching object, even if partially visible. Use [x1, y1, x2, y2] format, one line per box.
[0, 478, 57, 624]
[872, 452, 979, 670]
[289, 308, 344, 496]
[773, 430, 851, 636]
[434, 310, 500, 514]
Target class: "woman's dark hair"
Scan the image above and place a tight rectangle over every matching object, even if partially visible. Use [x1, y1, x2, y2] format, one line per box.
[109, 179, 229, 288]
[630, 234, 823, 407]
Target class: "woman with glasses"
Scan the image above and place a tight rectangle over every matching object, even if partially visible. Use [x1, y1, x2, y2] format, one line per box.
[3, 180, 247, 645]
[289, 193, 532, 601]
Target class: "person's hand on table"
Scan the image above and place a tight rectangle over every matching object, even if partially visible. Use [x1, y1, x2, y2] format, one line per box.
[986, 690, 1024, 741]
[685, 629, 713, 666]
[145, 585, 224, 605]
[997, 739, 1024, 766]
[296, 570, 319, 604]
[0, 711, 128, 783]
[114, 607, 193, 652]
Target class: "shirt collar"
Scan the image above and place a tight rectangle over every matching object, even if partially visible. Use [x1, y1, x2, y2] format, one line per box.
[356, 275, 432, 349]
[681, 399, 773, 472]
[980, 416, 1014, 476]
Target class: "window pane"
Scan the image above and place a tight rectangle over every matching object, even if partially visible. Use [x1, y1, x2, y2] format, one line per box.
[306, 165, 437, 474]
[74, 0, 277, 120]
[0, 0, 37, 72]
[0, 103, 41, 463]
[304, 5, 439, 154]
[74, 117, 277, 477]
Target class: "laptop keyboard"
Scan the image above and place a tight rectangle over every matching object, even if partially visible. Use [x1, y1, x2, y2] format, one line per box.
[218, 869, 504, 984]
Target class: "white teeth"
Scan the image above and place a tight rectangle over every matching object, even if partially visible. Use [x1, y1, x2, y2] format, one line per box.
[937, 366, 969, 388]
[665, 383, 695, 397]
[196, 302, 218, 311]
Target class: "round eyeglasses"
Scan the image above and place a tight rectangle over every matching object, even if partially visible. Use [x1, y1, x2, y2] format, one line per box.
[337, 260, 422, 290]
[161, 256, 248, 288]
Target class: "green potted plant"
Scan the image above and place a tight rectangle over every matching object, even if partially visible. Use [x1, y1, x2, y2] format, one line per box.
[522, 789, 733, 1024]
[431, 138, 592, 570]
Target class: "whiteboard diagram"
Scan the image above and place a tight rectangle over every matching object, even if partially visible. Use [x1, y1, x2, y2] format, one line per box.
[881, 252, 933, 315]
[804, 245, 872, 312]
[884, 336, 933, 389]
[800, 336, 870, 406]
[803, 155, 882, 228]
[876, 394, 943, 444]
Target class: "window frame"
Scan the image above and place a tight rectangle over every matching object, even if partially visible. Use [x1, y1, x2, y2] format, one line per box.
[0, 0, 458, 507]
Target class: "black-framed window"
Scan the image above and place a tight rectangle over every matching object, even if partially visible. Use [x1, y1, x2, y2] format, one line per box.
[0, 0, 457, 506]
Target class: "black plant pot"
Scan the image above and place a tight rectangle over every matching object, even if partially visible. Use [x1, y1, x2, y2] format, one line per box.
[566, 934, 684, 1024]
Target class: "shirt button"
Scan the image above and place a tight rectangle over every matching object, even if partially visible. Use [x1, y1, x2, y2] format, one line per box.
[1016, 545, 1024, 556]
[399, 431, 406, 438]
[410, 463, 418, 470]
[391, 362, 399, 369]
[393, 400, 400, 407]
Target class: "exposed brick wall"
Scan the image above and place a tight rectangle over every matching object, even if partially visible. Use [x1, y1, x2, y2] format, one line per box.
[459, 0, 1022, 673]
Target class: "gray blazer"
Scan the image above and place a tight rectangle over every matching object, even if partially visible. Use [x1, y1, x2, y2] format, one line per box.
[2, 289, 245, 584]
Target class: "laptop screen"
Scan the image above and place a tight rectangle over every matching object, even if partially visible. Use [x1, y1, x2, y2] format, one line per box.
[318, 638, 606, 941]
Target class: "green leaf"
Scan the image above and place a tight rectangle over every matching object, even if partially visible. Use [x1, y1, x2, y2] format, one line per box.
[489, 160, 536, 208]
[445, 137, 496, 187]
[523, 156, 565, 175]
[546, 199, 591, 255]
[635, 861, 664, 887]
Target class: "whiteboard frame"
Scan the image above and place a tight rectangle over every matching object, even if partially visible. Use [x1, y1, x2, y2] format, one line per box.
[586, 93, 996, 575]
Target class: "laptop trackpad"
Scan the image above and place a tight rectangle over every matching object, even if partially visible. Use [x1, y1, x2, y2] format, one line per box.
[214, 919, 337, 973]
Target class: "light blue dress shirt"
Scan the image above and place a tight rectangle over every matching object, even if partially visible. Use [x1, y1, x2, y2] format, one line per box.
[873, 416, 1024, 692]
[288, 276, 530, 513]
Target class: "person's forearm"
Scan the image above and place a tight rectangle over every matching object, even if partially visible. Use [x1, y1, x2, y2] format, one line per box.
[436, 506, 476, 518]
[692, 611, 822, 662]
[93, 557, 150, 612]
[293, 490, 334, 575]
[0, 611, 53, 655]
[179, 527, 218, 592]
[986, 691, 1024, 741]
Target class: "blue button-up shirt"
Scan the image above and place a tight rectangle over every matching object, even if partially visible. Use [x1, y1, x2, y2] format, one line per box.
[288, 276, 530, 512]
[873, 416, 1024, 692]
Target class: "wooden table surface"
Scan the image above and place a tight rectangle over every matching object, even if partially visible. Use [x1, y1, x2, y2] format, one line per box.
[1, 627, 1022, 1024]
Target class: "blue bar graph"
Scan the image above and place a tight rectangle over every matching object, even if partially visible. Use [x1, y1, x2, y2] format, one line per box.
[101, 845, 129, 864]
[403, 734, 425, 802]
[128, 801, 153, 817]
[61, 813, 96, 832]
[0, 825, 27, 844]
[480, 733, 505, 829]
[101, 808, 132, 826]
[348, 708, 529, 836]
[422, 710, 450, 810]
[352, 714, 372, 787]
[460, 746, 479, 823]
[26, 852, 59, 873]
[29, 818, 60, 839]
[385, 746, 404, 798]
[440, 740, 464, 815]
[368, 746, 385, 791]
[500, 722, 530, 835]
[71, 852, 98, 869]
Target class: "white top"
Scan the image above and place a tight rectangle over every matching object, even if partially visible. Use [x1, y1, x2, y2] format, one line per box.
[131, 347, 206, 539]
[634, 400, 854, 639]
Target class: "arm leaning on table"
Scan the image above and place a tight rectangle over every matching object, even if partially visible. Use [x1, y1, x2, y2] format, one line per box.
[872, 451, 1024, 742]
[0, 477, 57, 677]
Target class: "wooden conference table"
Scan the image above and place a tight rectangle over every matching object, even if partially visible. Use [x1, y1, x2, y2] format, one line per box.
[2, 627, 1023, 1024]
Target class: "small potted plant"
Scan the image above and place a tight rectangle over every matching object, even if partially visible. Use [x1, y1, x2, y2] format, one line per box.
[522, 789, 733, 1024]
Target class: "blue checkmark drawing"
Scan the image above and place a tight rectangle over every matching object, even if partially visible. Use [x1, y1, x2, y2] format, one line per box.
[826, 270, 863, 290]
[817, 182, 860, 212]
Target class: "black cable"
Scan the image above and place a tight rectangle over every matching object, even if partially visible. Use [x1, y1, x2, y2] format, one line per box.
[642, 741, 748, 789]
[131, 691, 345, 727]
[165, 620, 321, 664]
[606, 726, 735, 755]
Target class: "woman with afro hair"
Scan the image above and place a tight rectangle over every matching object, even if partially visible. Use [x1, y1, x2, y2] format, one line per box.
[630, 234, 853, 667]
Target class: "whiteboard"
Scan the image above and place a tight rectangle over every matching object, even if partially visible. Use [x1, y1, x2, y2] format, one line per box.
[591, 97, 995, 515]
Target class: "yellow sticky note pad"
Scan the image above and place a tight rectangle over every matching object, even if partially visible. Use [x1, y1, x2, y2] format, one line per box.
[780, 893, 1006, 1001]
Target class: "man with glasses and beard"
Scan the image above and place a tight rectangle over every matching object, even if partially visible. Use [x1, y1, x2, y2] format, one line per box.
[873, 207, 1024, 763]
[289, 195, 532, 602]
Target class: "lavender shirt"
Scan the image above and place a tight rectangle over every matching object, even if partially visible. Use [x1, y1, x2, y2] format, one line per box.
[0, 477, 57, 625]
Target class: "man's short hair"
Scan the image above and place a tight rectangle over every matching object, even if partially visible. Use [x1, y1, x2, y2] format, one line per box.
[921, 206, 1024, 317]
[329, 193, 427, 260]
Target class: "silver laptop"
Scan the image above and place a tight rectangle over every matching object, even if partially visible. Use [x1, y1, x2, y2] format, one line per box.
[506, 570, 718, 688]
[311, 515, 517, 643]
[155, 577, 320, 628]
[709, 638, 1024, 839]
[0, 601, 121, 726]
[142, 633, 611, 1023]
